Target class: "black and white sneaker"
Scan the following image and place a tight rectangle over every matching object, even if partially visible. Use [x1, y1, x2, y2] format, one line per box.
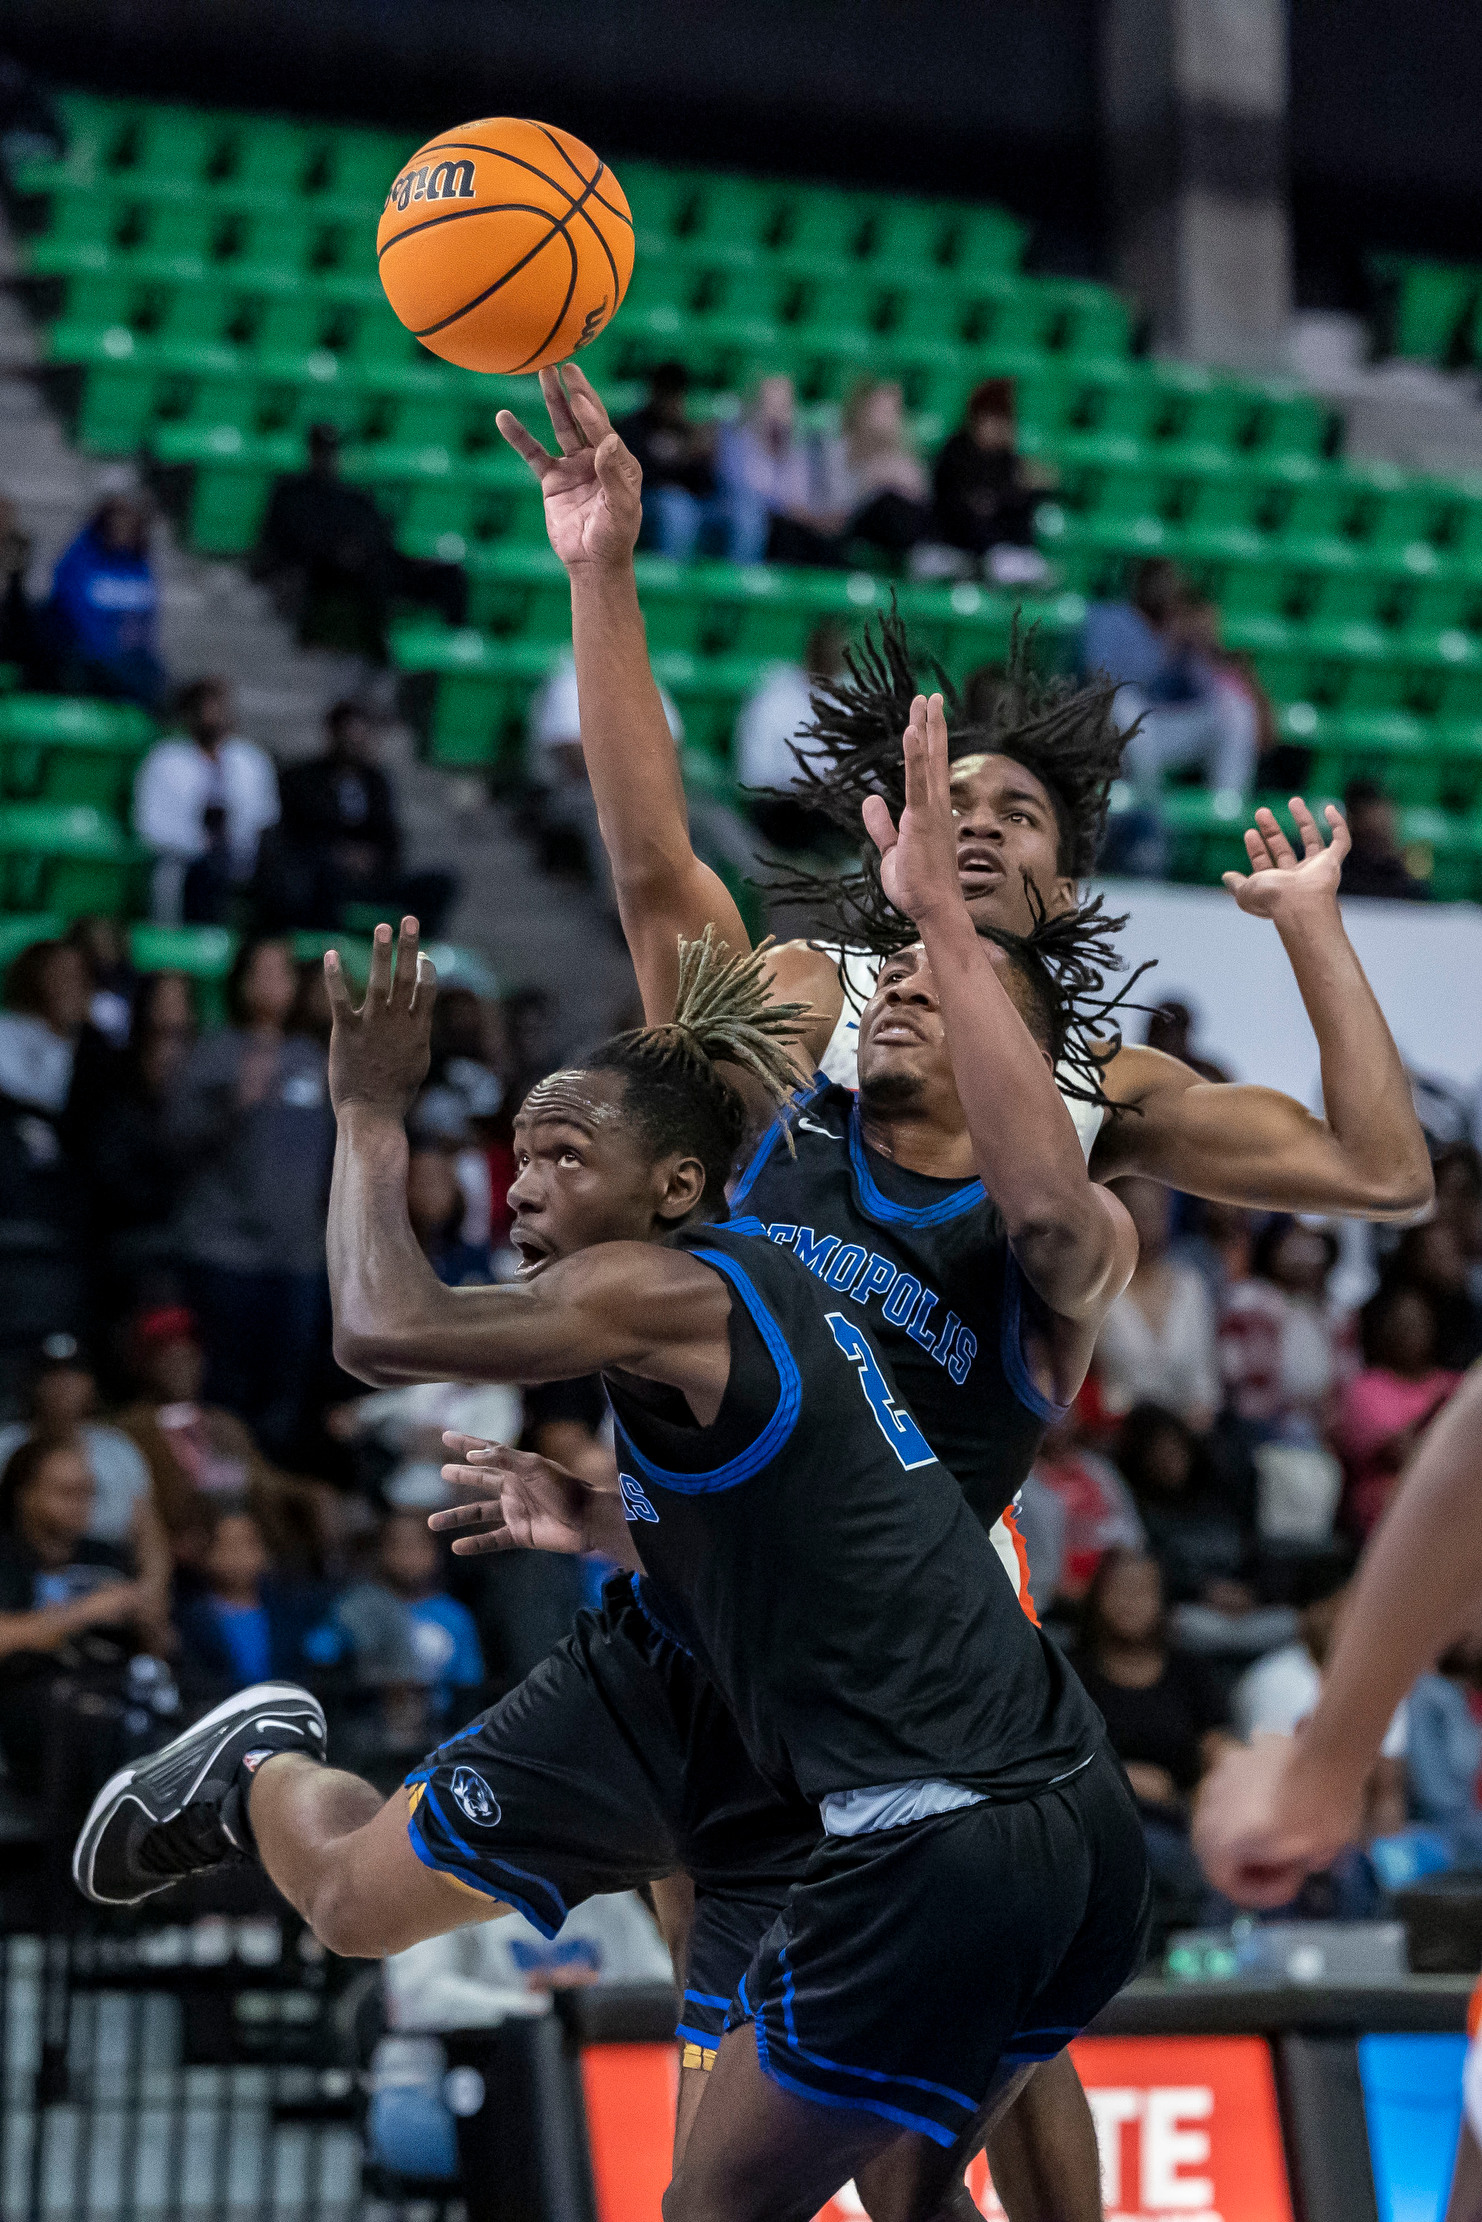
[73, 1682, 328, 1907]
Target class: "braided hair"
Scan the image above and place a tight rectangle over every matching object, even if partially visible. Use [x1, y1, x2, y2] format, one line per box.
[975, 898, 1154, 1112]
[583, 927, 809, 1204]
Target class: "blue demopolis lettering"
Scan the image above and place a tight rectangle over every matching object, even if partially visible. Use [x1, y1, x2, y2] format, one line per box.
[852, 1254, 897, 1308]
[931, 1311, 961, 1368]
[947, 1327, 978, 1386]
[766, 1222, 798, 1248]
[906, 1287, 939, 1350]
[823, 1243, 869, 1294]
[881, 1274, 922, 1326]
[793, 1227, 840, 1276]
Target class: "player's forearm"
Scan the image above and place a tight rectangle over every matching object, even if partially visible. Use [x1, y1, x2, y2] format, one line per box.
[917, 900, 1119, 1314]
[1274, 893, 1432, 1219]
[1291, 1366, 1482, 1806]
[328, 1107, 455, 1382]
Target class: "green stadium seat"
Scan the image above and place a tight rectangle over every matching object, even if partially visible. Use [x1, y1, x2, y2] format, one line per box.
[1249, 386, 1332, 460]
[218, 115, 319, 205]
[1397, 805, 1482, 898]
[940, 204, 1028, 277]
[0, 803, 146, 919]
[1157, 788, 1254, 881]
[391, 623, 565, 768]
[1372, 258, 1479, 363]
[0, 914, 66, 973]
[0, 696, 154, 809]
[862, 197, 957, 272]
[774, 186, 872, 263]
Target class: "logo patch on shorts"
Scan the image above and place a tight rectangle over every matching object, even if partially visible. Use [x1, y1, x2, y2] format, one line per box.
[619, 1472, 659, 1523]
[449, 1766, 502, 1827]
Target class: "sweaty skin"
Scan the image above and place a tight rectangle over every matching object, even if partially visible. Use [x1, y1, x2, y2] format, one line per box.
[497, 361, 1432, 1229]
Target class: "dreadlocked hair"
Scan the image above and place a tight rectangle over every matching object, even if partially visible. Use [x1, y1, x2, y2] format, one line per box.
[977, 887, 1156, 1113]
[584, 927, 810, 1207]
[761, 603, 1126, 956]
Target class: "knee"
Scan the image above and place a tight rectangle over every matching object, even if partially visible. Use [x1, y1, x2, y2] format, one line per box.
[306, 1868, 395, 1960]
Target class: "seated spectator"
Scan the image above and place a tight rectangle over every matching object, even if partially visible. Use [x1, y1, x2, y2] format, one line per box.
[811, 378, 931, 565]
[1405, 1622, 1482, 1867]
[1116, 1402, 1253, 1606]
[116, 1304, 326, 1573]
[67, 970, 194, 1297]
[617, 363, 729, 562]
[44, 494, 165, 709]
[733, 622, 849, 851]
[929, 379, 1049, 582]
[133, 676, 280, 925]
[1386, 1220, 1482, 1371]
[173, 1500, 333, 1698]
[1069, 1548, 1230, 1930]
[0, 1336, 168, 1589]
[1081, 558, 1258, 800]
[1027, 1409, 1145, 1607]
[1235, 1584, 1409, 1807]
[1144, 996, 1231, 1085]
[1339, 777, 1430, 901]
[0, 498, 51, 688]
[408, 1143, 493, 1288]
[0, 938, 96, 1392]
[258, 422, 467, 661]
[1094, 1176, 1220, 1429]
[1337, 1284, 1459, 1537]
[0, 1436, 159, 1791]
[715, 374, 819, 565]
[336, 1510, 483, 1727]
[266, 700, 456, 937]
[166, 937, 335, 1462]
[1219, 1218, 1355, 1442]
[65, 915, 136, 1046]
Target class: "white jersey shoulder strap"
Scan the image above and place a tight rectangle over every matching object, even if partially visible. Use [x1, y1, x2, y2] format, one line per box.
[815, 944, 1106, 1163]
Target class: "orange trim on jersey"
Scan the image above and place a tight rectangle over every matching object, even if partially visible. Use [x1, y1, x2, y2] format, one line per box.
[1468, 1970, 1482, 2042]
[1001, 1500, 1040, 1626]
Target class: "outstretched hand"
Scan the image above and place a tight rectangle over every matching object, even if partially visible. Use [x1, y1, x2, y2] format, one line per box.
[861, 693, 962, 927]
[324, 916, 436, 1119]
[1192, 1733, 1363, 1909]
[1222, 797, 1351, 920]
[496, 363, 642, 569]
[431, 1435, 601, 1556]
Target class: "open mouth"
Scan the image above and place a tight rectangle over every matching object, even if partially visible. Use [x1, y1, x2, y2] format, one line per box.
[510, 1228, 553, 1278]
[871, 1017, 926, 1047]
[956, 845, 1004, 890]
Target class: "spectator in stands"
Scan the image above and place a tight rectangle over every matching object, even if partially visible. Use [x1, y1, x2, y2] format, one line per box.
[116, 1304, 326, 1573]
[1405, 1620, 1482, 1867]
[67, 970, 194, 1299]
[0, 499, 51, 689]
[733, 621, 849, 850]
[66, 916, 136, 1047]
[1336, 1283, 1459, 1538]
[1339, 777, 1431, 901]
[407, 1142, 492, 1288]
[44, 494, 165, 709]
[133, 677, 280, 925]
[1069, 1548, 1231, 1926]
[1386, 1221, 1482, 1371]
[716, 374, 819, 565]
[1027, 1409, 1145, 1608]
[336, 1510, 483, 1726]
[258, 422, 467, 661]
[1115, 1403, 1253, 1606]
[0, 1436, 161, 1791]
[1234, 1585, 1409, 1824]
[617, 362, 730, 561]
[1144, 997, 1231, 1085]
[1219, 1218, 1355, 1442]
[0, 1336, 169, 1600]
[1094, 1176, 1221, 1429]
[0, 938, 96, 1394]
[527, 649, 683, 897]
[172, 1500, 333, 1698]
[812, 377, 931, 564]
[1081, 558, 1259, 800]
[929, 378, 1049, 583]
[165, 935, 335, 1462]
[266, 699, 456, 936]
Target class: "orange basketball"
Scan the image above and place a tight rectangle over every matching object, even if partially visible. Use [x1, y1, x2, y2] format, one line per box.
[376, 118, 633, 376]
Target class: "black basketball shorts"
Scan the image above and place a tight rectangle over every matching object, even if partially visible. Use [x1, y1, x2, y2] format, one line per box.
[728, 1746, 1151, 2149]
[404, 1573, 818, 2050]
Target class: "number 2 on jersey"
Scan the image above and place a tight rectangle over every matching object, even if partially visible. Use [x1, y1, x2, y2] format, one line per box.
[825, 1312, 936, 1471]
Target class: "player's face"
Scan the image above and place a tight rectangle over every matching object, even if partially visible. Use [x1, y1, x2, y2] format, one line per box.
[948, 754, 1076, 934]
[857, 942, 1049, 1115]
[507, 1069, 680, 1274]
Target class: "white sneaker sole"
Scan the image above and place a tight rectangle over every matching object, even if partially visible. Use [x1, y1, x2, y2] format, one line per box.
[72, 1682, 326, 1906]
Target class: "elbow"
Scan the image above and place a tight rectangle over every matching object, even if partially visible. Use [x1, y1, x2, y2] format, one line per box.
[330, 1324, 404, 1388]
[1356, 1154, 1436, 1225]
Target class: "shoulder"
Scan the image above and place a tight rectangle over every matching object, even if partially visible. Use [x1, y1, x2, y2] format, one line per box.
[763, 938, 848, 1008]
[1098, 1043, 1202, 1112]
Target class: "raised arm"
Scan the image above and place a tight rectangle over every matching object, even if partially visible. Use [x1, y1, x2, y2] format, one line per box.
[323, 918, 731, 1396]
[1092, 801, 1433, 1221]
[1195, 1361, 1482, 1905]
[864, 696, 1137, 1336]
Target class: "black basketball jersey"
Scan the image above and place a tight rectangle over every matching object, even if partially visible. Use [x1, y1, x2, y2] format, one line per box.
[603, 1219, 1101, 1805]
[729, 1077, 1060, 1534]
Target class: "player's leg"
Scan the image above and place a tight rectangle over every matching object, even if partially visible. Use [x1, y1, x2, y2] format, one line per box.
[1447, 2123, 1482, 2222]
[854, 2052, 1103, 2222]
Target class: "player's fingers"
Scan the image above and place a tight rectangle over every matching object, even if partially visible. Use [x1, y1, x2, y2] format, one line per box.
[323, 949, 356, 1021]
[451, 1528, 515, 1556]
[365, 920, 395, 1004]
[563, 362, 615, 439]
[924, 693, 950, 809]
[1220, 870, 1249, 898]
[861, 793, 898, 859]
[593, 430, 641, 501]
[393, 916, 421, 1009]
[1288, 795, 1324, 857]
[902, 695, 930, 811]
[495, 409, 554, 475]
[1326, 803, 1352, 860]
[429, 1493, 504, 1527]
[1244, 825, 1276, 871]
[541, 366, 587, 453]
[1253, 805, 1296, 866]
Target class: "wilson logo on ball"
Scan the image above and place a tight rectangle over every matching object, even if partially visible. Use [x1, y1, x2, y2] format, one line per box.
[385, 159, 476, 213]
